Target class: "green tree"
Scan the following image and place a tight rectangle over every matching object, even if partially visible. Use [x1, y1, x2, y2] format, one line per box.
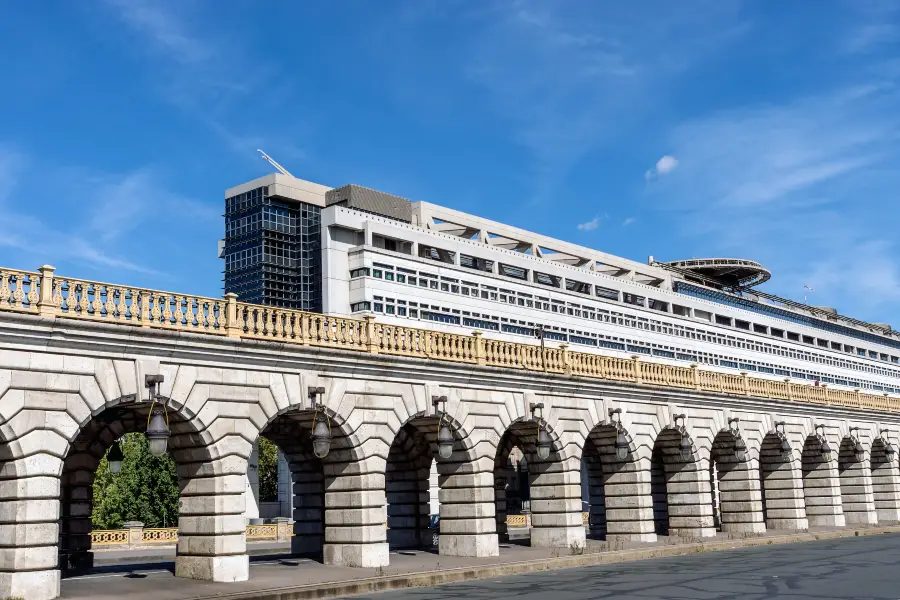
[92, 433, 180, 529]
[258, 437, 279, 502]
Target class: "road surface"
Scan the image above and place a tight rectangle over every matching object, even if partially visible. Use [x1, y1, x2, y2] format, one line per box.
[348, 533, 900, 600]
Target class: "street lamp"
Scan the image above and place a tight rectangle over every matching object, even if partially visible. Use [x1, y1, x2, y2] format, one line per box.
[144, 374, 170, 457]
[880, 429, 896, 460]
[433, 396, 454, 460]
[609, 408, 632, 461]
[107, 440, 124, 474]
[849, 427, 864, 463]
[775, 421, 792, 462]
[531, 403, 552, 460]
[729, 418, 747, 462]
[309, 387, 332, 459]
[815, 424, 832, 459]
[675, 414, 693, 461]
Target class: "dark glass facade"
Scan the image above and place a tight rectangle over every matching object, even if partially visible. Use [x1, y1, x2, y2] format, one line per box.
[223, 186, 322, 311]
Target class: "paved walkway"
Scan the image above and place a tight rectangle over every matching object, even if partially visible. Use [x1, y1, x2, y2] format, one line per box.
[60, 526, 893, 600]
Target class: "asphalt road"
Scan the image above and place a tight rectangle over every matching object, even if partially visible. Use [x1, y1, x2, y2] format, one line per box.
[348, 533, 900, 600]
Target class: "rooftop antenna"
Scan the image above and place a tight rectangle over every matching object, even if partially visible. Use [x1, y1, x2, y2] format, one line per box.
[257, 149, 293, 177]
[803, 284, 815, 305]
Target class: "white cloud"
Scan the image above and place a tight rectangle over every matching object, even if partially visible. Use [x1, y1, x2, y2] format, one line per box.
[644, 155, 679, 180]
[645, 80, 900, 321]
[577, 216, 601, 231]
[622, 217, 636, 226]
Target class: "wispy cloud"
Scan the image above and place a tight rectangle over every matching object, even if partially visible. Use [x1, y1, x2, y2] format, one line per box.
[622, 217, 636, 227]
[644, 155, 678, 180]
[577, 216, 602, 231]
[461, 2, 746, 201]
[0, 144, 216, 278]
[102, 0, 211, 64]
[647, 78, 900, 320]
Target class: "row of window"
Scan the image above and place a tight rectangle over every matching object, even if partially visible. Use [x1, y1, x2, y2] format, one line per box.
[354, 295, 898, 393]
[350, 262, 900, 381]
[389, 238, 900, 363]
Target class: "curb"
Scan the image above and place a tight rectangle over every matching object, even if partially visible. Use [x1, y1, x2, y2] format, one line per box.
[190, 526, 900, 600]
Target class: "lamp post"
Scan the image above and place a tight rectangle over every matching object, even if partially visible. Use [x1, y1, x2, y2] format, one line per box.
[530, 402, 552, 460]
[433, 395, 454, 460]
[880, 429, 896, 460]
[674, 414, 693, 461]
[107, 439, 124, 474]
[815, 424, 832, 459]
[848, 426, 865, 463]
[144, 374, 170, 457]
[609, 408, 632, 461]
[728, 418, 747, 462]
[309, 387, 332, 459]
[775, 421, 792, 462]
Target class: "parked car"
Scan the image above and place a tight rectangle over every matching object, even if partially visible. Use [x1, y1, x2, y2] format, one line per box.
[429, 515, 440, 547]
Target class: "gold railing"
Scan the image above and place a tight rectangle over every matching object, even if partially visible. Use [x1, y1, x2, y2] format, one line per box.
[5, 265, 899, 414]
[246, 524, 278, 539]
[142, 528, 179, 544]
[506, 515, 527, 527]
[90, 529, 130, 546]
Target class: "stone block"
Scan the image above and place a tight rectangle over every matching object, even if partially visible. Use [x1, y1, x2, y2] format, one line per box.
[177, 533, 246, 557]
[324, 507, 386, 526]
[0, 569, 60, 600]
[0, 546, 58, 570]
[530, 526, 586, 548]
[766, 517, 808, 531]
[179, 494, 245, 516]
[439, 533, 499, 557]
[0, 498, 59, 523]
[530, 484, 583, 500]
[604, 495, 653, 509]
[438, 487, 494, 504]
[531, 512, 584, 528]
[721, 521, 766, 533]
[0, 522, 58, 547]
[175, 554, 249, 582]
[180, 475, 246, 496]
[807, 514, 846, 527]
[530, 498, 583, 513]
[324, 524, 386, 544]
[291, 534, 324, 555]
[440, 517, 495, 535]
[178, 515, 246, 536]
[439, 502, 495, 520]
[323, 542, 390, 567]
[326, 490, 386, 509]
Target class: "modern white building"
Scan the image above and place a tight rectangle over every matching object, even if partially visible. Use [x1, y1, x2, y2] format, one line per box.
[230, 174, 900, 521]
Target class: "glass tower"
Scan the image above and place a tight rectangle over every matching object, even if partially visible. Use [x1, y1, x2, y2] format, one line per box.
[223, 185, 322, 311]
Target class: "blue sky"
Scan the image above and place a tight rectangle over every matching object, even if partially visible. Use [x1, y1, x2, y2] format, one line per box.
[1, 1, 899, 323]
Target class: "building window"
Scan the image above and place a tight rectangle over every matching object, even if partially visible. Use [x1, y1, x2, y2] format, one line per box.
[350, 268, 370, 278]
[499, 263, 528, 280]
[350, 301, 371, 312]
[623, 293, 645, 307]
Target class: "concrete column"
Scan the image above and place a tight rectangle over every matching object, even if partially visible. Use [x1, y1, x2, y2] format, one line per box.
[175, 456, 249, 582]
[715, 458, 766, 534]
[0, 455, 63, 600]
[584, 457, 606, 538]
[870, 450, 900, 523]
[385, 456, 430, 549]
[437, 456, 499, 557]
[801, 449, 845, 527]
[276, 450, 292, 519]
[838, 443, 877, 525]
[289, 455, 324, 555]
[759, 454, 808, 531]
[603, 457, 657, 542]
[665, 462, 716, 538]
[323, 464, 389, 568]
[529, 456, 587, 548]
[244, 442, 260, 522]
[59, 448, 95, 573]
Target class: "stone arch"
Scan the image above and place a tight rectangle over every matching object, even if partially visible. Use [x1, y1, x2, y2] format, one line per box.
[801, 434, 844, 527]
[758, 432, 807, 531]
[870, 438, 900, 523]
[386, 410, 498, 558]
[708, 429, 765, 533]
[581, 422, 655, 542]
[650, 426, 715, 539]
[837, 437, 876, 525]
[58, 396, 225, 575]
[253, 401, 384, 568]
[496, 417, 584, 549]
[492, 432, 526, 543]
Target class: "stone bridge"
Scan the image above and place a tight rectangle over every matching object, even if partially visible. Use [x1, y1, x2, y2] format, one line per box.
[2, 265, 900, 600]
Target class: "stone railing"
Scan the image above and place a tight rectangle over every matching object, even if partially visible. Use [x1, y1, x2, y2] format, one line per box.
[90, 520, 293, 549]
[2, 265, 898, 413]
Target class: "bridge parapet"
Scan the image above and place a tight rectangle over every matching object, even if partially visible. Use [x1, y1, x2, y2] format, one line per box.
[0, 264, 895, 413]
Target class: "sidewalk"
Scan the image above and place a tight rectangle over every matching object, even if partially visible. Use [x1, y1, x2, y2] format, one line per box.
[62, 525, 900, 600]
